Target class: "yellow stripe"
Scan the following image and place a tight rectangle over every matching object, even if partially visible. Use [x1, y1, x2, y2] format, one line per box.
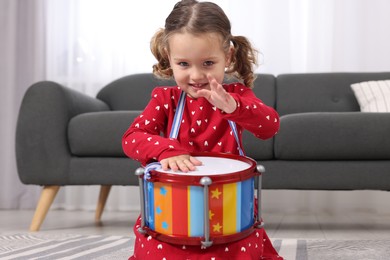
[223, 182, 237, 235]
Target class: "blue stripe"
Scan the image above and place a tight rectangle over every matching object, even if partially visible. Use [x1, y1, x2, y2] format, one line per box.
[251, 177, 254, 216]
[189, 186, 204, 237]
[241, 178, 254, 230]
[144, 181, 149, 225]
[146, 182, 155, 230]
[236, 182, 242, 232]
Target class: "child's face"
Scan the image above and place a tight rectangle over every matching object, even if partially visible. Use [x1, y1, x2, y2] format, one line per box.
[167, 32, 232, 98]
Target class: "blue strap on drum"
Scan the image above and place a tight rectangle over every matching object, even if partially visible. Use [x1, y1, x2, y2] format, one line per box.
[143, 162, 162, 180]
[170, 90, 187, 139]
[228, 120, 244, 156]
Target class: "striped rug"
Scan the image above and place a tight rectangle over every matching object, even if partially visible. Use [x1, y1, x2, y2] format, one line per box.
[1, 234, 389, 259]
[0, 233, 133, 259]
[273, 238, 390, 260]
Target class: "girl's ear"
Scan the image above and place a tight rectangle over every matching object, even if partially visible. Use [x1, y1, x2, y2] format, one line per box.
[226, 45, 234, 66]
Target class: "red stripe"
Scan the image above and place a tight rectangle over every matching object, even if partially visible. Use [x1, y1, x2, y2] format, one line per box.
[171, 184, 188, 236]
[209, 184, 223, 236]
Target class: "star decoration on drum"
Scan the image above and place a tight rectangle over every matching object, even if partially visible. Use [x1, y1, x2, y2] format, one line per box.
[209, 210, 215, 220]
[162, 221, 169, 229]
[211, 188, 222, 199]
[147, 183, 153, 192]
[160, 186, 168, 196]
[213, 222, 222, 232]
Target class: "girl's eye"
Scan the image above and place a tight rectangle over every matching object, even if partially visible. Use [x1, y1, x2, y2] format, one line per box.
[178, 62, 189, 67]
[204, 61, 214, 66]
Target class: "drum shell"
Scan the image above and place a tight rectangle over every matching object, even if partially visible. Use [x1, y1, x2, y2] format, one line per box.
[140, 152, 260, 245]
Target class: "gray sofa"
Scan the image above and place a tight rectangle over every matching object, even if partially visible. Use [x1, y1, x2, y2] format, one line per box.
[16, 72, 390, 230]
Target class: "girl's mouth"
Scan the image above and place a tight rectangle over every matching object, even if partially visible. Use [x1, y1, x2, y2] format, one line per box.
[189, 83, 208, 90]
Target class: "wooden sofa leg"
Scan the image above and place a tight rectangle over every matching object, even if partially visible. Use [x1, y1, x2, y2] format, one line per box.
[95, 185, 112, 223]
[29, 185, 60, 232]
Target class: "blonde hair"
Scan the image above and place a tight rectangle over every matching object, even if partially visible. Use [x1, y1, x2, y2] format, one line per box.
[150, 0, 258, 88]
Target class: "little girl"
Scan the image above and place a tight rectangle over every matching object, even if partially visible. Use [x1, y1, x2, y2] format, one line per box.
[122, 0, 282, 259]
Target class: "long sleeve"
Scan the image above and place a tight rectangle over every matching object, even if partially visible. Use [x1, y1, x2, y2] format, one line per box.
[222, 83, 280, 140]
[122, 87, 189, 165]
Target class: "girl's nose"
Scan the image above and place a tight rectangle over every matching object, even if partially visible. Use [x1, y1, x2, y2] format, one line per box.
[190, 67, 205, 81]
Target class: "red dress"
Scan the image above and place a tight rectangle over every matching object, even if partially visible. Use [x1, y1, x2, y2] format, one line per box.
[129, 214, 281, 260]
[123, 83, 282, 259]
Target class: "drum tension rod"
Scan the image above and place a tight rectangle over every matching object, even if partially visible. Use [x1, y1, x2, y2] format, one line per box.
[200, 176, 213, 248]
[256, 165, 265, 228]
[135, 167, 147, 235]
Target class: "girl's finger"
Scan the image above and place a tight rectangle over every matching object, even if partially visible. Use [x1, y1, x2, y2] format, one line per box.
[168, 160, 179, 172]
[183, 159, 196, 171]
[189, 156, 203, 166]
[207, 74, 218, 90]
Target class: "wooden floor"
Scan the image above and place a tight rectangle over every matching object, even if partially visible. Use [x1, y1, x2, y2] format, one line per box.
[1, 209, 390, 240]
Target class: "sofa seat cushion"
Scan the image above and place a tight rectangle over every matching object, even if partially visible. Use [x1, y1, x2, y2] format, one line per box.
[275, 112, 390, 160]
[68, 111, 141, 156]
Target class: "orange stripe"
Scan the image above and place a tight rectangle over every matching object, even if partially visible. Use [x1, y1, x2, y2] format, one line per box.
[154, 182, 172, 235]
[209, 184, 223, 236]
[171, 184, 188, 236]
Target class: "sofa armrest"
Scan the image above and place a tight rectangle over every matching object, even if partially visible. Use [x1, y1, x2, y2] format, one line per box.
[16, 81, 110, 185]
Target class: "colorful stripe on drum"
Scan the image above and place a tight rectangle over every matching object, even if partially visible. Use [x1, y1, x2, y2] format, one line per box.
[145, 177, 254, 238]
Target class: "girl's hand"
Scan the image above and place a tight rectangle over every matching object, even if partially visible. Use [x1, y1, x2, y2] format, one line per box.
[197, 74, 237, 114]
[160, 154, 202, 172]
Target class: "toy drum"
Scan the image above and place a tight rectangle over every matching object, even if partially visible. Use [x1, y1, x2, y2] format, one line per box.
[135, 152, 264, 247]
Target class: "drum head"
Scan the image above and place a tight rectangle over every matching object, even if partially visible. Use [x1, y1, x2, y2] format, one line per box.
[158, 156, 250, 176]
[150, 152, 257, 185]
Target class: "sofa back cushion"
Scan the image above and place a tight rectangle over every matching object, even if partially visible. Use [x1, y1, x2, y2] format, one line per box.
[276, 72, 390, 116]
[242, 74, 276, 160]
[251, 74, 276, 108]
[68, 111, 140, 156]
[97, 73, 176, 111]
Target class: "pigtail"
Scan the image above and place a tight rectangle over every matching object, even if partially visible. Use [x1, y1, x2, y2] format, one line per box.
[227, 36, 258, 88]
[150, 28, 173, 79]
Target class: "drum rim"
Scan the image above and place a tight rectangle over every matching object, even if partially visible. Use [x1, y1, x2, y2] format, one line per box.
[148, 152, 259, 185]
[140, 220, 262, 246]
